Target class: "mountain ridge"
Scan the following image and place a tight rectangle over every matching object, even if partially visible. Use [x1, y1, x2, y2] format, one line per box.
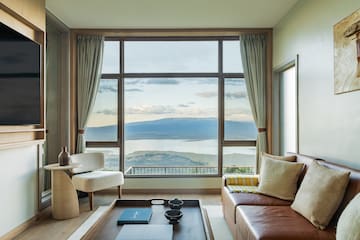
[85, 117, 257, 141]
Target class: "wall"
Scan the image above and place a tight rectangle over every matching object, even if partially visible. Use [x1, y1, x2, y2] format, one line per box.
[0, 0, 45, 237]
[274, 0, 360, 169]
[0, 146, 39, 237]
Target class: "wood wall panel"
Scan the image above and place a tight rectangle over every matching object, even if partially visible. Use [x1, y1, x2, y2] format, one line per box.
[0, 0, 45, 31]
[0, 0, 46, 147]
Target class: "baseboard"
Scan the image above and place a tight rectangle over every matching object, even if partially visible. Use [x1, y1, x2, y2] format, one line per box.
[0, 207, 51, 240]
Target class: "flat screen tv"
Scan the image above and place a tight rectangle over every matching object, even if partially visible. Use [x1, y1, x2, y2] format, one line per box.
[0, 22, 41, 125]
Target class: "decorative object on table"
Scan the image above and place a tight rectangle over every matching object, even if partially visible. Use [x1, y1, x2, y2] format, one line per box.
[58, 146, 71, 166]
[168, 198, 184, 209]
[117, 208, 152, 225]
[164, 209, 183, 224]
[334, 8, 360, 94]
[115, 224, 173, 240]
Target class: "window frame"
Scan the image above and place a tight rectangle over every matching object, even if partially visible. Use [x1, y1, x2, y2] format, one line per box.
[86, 36, 256, 178]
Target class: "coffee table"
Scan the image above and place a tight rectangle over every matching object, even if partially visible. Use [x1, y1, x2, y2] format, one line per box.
[81, 199, 214, 240]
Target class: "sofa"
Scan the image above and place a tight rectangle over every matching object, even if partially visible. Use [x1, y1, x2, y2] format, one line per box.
[222, 154, 360, 240]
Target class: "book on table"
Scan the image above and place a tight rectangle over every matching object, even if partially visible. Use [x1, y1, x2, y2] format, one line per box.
[115, 225, 173, 240]
[117, 208, 152, 224]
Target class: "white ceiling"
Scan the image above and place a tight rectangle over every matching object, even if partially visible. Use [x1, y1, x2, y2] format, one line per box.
[46, 0, 299, 29]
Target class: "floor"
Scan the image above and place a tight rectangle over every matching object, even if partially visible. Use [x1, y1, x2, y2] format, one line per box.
[14, 191, 222, 240]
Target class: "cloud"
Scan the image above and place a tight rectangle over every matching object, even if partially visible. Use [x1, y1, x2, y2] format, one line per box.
[146, 79, 179, 85]
[225, 79, 245, 86]
[125, 88, 143, 92]
[225, 91, 247, 99]
[178, 104, 189, 108]
[98, 85, 117, 93]
[96, 109, 117, 115]
[126, 105, 176, 115]
[196, 91, 218, 98]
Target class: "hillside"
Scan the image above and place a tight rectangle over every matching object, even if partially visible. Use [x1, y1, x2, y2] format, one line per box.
[85, 118, 257, 141]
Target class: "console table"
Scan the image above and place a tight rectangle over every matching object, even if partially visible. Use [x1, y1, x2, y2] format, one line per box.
[44, 163, 80, 220]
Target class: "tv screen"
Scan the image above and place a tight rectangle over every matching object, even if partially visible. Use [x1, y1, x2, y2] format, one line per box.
[0, 22, 41, 125]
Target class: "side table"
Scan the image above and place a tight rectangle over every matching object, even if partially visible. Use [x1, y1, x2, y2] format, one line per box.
[44, 163, 80, 220]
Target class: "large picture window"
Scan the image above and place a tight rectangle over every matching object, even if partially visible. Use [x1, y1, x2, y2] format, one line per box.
[86, 38, 257, 177]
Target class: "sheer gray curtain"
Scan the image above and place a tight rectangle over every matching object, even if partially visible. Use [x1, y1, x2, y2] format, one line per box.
[240, 34, 268, 172]
[76, 35, 104, 153]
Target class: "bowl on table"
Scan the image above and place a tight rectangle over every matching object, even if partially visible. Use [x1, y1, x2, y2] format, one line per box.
[168, 198, 184, 210]
[164, 209, 183, 224]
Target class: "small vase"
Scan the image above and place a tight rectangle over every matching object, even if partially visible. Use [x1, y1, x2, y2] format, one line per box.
[58, 146, 71, 166]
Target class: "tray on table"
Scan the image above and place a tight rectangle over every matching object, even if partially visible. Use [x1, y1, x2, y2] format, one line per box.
[82, 199, 213, 240]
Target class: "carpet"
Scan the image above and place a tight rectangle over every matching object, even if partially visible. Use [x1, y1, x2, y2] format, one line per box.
[68, 204, 233, 240]
[204, 205, 233, 240]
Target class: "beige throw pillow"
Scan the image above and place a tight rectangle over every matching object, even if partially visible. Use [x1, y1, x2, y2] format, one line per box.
[261, 152, 297, 162]
[291, 161, 350, 230]
[258, 157, 304, 200]
[336, 193, 360, 240]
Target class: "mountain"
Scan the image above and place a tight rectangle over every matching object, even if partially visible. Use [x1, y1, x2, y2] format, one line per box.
[85, 118, 257, 141]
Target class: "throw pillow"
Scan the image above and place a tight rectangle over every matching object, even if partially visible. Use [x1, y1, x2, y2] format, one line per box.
[258, 157, 304, 200]
[261, 152, 297, 162]
[336, 193, 360, 240]
[291, 161, 350, 230]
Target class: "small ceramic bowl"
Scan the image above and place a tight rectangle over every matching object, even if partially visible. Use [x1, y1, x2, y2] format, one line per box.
[164, 209, 183, 224]
[168, 198, 184, 209]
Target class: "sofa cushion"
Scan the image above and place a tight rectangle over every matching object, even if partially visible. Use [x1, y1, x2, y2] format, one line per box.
[336, 193, 360, 240]
[262, 152, 297, 162]
[258, 158, 304, 200]
[236, 205, 335, 240]
[291, 161, 350, 229]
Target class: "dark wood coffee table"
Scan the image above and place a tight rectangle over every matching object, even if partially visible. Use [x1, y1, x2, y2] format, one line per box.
[82, 199, 213, 240]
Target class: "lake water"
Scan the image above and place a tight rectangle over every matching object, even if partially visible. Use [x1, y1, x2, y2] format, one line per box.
[87, 139, 256, 170]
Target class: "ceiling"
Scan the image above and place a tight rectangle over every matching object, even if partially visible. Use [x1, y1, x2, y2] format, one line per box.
[46, 0, 299, 29]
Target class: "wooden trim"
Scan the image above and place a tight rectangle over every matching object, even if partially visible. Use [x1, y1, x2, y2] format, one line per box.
[0, 128, 45, 133]
[71, 28, 272, 37]
[0, 216, 37, 240]
[266, 30, 273, 154]
[70, 31, 77, 153]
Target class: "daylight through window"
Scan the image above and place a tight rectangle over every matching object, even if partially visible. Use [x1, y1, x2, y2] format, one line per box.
[85, 38, 257, 177]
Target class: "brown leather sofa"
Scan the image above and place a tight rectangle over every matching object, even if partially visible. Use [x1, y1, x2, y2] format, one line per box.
[222, 154, 360, 240]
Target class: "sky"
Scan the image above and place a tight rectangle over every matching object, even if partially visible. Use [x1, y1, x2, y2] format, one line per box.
[87, 40, 254, 127]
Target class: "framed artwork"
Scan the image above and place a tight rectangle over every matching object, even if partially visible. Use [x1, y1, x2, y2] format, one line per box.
[334, 8, 360, 94]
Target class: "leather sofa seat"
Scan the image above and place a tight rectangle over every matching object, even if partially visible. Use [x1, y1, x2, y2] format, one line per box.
[236, 206, 336, 240]
[222, 187, 292, 236]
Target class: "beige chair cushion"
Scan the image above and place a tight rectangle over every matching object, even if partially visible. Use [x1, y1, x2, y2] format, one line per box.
[258, 157, 304, 200]
[71, 152, 104, 174]
[291, 161, 350, 230]
[336, 193, 360, 240]
[72, 171, 124, 192]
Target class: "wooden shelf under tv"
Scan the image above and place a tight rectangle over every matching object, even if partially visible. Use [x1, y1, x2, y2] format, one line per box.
[0, 126, 45, 147]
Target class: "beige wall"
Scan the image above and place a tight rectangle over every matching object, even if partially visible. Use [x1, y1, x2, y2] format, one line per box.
[0, 146, 39, 237]
[274, 0, 360, 169]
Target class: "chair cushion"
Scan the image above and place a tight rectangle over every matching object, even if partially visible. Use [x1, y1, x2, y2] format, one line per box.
[236, 205, 336, 240]
[72, 171, 124, 192]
